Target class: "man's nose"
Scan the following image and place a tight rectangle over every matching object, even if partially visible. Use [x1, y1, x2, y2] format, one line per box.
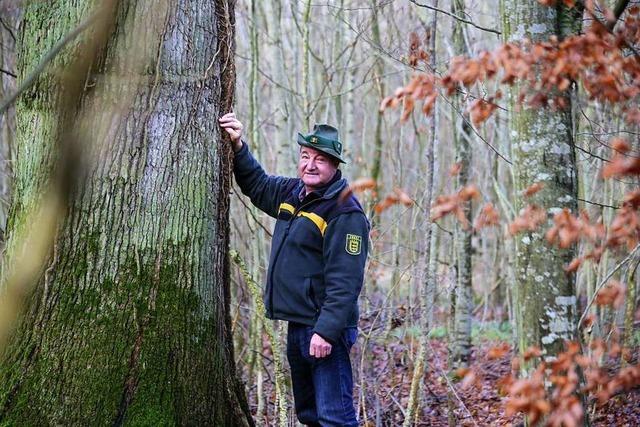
[307, 158, 317, 169]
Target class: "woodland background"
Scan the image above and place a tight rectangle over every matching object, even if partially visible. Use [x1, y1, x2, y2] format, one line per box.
[228, 0, 640, 425]
[0, 0, 638, 426]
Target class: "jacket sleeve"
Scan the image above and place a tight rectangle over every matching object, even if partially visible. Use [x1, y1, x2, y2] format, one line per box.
[313, 211, 369, 343]
[233, 141, 297, 218]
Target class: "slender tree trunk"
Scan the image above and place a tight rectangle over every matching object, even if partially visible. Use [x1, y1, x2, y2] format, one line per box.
[403, 3, 438, 424]
[623, 256, 639, 360]
[0, 1, 252, 425]
[504, 1, 582, 358]
[369, 0, 386, 225]
[451, 0, 473, 367]
[301, 0, 312, 127]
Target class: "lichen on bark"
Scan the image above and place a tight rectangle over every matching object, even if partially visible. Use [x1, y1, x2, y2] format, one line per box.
[504, 0, 581, 359]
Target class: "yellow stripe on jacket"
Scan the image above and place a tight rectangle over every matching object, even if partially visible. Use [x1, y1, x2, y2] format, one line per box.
[278, 203, 295, 214]
[298, 211, 327, 236]
[278, 203, 327, 236]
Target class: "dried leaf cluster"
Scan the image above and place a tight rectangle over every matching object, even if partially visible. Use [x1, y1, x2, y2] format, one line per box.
[430, 136, 640, 274]
[430, 184, 480, 229]
[339, 178, 414, 214]
[382, 6, 640, 126]
[500, 337, 640, 426]
[493, 280, 640, 426]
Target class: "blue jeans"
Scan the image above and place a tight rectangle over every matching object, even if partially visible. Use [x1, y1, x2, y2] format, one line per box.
[286, 323, 358, 427]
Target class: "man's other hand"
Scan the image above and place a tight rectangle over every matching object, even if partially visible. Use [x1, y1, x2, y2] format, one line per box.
[218, 112, 243, 152]
[309, 333, 332, 358]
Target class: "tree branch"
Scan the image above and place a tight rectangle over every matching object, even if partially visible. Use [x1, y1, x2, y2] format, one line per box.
[578, 243, 640, 328]
[608, 0, 630, 31]
[576, 197, 619, 210]
[408, 0, 501, 35]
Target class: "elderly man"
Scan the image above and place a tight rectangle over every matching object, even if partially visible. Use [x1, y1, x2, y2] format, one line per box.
[219, 112, 368, 426]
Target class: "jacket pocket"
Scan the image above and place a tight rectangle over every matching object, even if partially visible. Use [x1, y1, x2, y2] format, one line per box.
[306, 277, 320, 312]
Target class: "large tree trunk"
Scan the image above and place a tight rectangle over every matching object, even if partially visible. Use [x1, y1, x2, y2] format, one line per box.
[504, 1, 582, 358]
[0, 1, 252, 425]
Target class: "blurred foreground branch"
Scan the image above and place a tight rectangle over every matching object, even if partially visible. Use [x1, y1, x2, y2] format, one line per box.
[0, 0, 119, 349]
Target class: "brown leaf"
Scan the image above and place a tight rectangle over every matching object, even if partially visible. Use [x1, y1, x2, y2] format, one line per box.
[595, 280, 625, 308]
[564, 257, 583, 272]
[523, 182, 544, 197]
[458, 184, 480, 201]
[379, 96, 394, 112]
[487, 342, 511, 360]
[394, 188, 413, 206]
[449, 162, 463, 176]
[469, 98, 498, 126]
[509, 205, 547, 235]
[459, 369, 478, 390]
[374, 194, 399, 215]
[523, 346, 543, 361]
[351, 177, 377, 192]
[474, 203, 501, 230]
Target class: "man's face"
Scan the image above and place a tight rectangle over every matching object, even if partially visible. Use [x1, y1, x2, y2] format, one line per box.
[298, 146, 338, 191]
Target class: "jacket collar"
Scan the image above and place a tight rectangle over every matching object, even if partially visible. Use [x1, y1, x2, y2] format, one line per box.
[297, 169, 346, 202]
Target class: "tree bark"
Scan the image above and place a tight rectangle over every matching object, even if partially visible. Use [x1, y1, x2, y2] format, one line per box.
[0, 1, 252, 425]
[0, 3, 20, 243]
[504, 1, 581, 358]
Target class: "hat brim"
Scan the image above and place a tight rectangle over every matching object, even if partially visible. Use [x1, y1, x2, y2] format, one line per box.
[296, 133, 347, 164]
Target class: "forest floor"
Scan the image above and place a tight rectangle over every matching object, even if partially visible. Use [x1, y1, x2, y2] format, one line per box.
[241, 320, 640, 426]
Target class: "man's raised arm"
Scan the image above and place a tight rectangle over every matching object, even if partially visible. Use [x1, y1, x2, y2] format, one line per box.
[219, 112, 296, 218]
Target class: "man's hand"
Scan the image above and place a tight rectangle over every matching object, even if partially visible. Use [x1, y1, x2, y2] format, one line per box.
[218, 112, 243, 152]
[309, 333, 332, 358]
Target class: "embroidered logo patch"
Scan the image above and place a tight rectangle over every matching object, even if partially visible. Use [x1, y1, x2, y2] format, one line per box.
[345, 234, 362, 255]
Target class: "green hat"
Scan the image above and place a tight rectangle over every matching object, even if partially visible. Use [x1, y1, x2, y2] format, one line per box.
[297, 124, 346, 164]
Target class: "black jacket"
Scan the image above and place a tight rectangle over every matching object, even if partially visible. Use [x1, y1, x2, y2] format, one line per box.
[233, 142, 369, 343]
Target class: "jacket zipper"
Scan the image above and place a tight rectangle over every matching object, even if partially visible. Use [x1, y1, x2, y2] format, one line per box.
[267, 197, 319, 318]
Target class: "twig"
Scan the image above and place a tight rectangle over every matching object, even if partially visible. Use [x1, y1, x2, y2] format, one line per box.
[0, 68, 16, 78]
[577, 197, 619, 210]
[408, 0, 501, 35]
[232, 186, 273, 237]
[0, 15, 16, 42]
[0, 10, 99, 115]
[578, 242, 640, 328]
[440, 92, 513, 165]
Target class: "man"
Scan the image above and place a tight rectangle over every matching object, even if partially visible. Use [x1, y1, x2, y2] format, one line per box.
[219, 112, 368, 426]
